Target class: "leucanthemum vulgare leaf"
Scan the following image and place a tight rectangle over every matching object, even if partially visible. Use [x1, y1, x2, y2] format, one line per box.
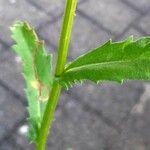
[11, 21, 53, 143]
[60, 36, 150, 87]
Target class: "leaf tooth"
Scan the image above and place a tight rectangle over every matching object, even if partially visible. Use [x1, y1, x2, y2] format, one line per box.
[60, 81, 70, 89]
[64, 83, 69, 90]
[116, 79, 124, 84]
[79, 80, 83, 85]
[120, 79, 124, 84]
[66, 81, 73, 88]
[96, 80, 100, 84]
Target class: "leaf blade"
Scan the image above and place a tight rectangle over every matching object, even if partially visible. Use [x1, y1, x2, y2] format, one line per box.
[11, 21, 53, 142]
[60, 37, 150, 87]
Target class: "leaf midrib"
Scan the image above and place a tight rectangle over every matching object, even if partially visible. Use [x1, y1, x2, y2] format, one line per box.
[64, 59, 147, 73]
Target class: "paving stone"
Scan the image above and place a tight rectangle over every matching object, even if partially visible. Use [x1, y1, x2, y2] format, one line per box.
[69, 81, 144, 126]
[0, 0, 48, 45]
[124, 0, 150, 12]
[117, 27, 142, 40]
[121, 97, 150, 150]
[2, 92, 121, 150]
[6, 94, 68, 149]
[0, 142, 16, 150]
[79, 0, 139, 35]
[0, 136, 28, 150]
[137, 12, 150, 35]
[0, 42, 7, 54]
[119, 85, 150, 150]
[9, 87, 150, 150]
[0, 86, 25, 140]
[37, 20, 60, 63]
[0, 50, 25, 98]
[28, 0, 65, 17]
[12, 125, 35, 150]
[39, 12, 112, 59]
[29, 0, 87, 16]
[70, 12, 112, 58]
[46, 93, 122, 150]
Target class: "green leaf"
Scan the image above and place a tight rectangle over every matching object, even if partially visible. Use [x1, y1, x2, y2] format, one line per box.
[11, 21, 53, 142]
[60, 36, 150, 87]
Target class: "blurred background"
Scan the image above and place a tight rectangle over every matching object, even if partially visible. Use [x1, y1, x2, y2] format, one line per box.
[0, 0, 150, 149]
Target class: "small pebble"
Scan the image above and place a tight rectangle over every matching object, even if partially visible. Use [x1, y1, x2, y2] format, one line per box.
[18, 125, 28, 135]
[9, 0, 16, 4]
[15, 56, 21, 63]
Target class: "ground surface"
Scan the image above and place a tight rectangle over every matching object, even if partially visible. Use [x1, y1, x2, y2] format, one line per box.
[0, 0, 150, 149]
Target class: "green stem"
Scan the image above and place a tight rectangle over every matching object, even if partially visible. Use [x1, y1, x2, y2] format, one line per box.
[55, 0, 77, 76]
[36, 0, 77, 149]
[36, 82, 61, 150]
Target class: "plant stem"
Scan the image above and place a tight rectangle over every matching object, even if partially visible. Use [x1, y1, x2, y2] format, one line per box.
[55, 0, 77, 76]
[36, 0, 77, 149]
[36, 81, 61, 150]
